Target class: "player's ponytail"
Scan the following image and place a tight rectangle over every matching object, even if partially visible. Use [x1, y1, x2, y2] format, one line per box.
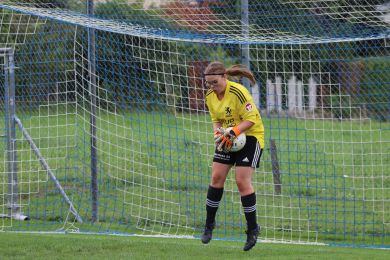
[225, 64, 256, 85]
[204, 61, 256, 86]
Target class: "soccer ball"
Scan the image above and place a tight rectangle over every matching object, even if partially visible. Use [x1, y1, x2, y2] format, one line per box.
[226, 127, 246, 152]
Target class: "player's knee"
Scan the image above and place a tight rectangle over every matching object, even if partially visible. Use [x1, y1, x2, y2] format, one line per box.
[211, 175, 225, 187]
[236, 181, 252, 194]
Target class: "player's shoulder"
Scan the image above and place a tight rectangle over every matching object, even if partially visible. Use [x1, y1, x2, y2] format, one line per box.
[228, 80, 250, 95]
[228, 80, 245, 90]
[228, 80, 249, 104]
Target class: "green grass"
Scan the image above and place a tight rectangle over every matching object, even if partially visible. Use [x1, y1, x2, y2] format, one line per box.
[0, 232, 389, 260]
[1, 106, 389, 247]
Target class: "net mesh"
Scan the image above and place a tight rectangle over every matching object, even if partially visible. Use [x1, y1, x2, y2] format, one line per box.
[0, 0, 389, 248]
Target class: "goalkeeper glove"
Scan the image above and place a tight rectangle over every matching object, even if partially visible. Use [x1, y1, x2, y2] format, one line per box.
[217, 127, 241, 153]
[214, 127, 225, 144]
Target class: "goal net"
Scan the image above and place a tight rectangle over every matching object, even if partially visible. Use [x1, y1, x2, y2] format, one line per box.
[0, 0, 389, 247]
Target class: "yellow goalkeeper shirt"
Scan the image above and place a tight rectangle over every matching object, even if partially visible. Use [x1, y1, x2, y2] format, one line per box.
[205, 80, 265, 148]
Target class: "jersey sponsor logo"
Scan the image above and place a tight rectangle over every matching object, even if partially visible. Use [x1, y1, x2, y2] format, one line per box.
[224, 118, 234, 125]
[245, 103, 253, 112]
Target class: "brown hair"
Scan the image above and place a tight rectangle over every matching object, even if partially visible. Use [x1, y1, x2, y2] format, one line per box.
[203, 61, 256, 85]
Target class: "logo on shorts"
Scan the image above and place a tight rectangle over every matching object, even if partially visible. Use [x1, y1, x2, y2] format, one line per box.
[242, 157, 249, 162]
[245, 103, 253, 112]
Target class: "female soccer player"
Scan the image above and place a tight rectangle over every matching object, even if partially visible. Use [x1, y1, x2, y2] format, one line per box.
[201, 61, 264, 251]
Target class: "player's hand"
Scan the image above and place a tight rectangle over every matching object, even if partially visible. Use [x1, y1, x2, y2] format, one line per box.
[217, 135, 233, 152]
[217, 127, 241, 153]
[214, 127, 225, 144]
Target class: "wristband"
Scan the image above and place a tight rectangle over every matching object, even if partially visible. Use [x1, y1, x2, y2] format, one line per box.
[231, 126, 241, 137]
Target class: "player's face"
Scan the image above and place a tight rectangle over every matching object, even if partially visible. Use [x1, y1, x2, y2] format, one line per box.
[204, 74, 226, 92]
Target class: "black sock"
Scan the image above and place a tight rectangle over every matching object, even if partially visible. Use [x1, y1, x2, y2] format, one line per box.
[205, 185, 224, 226]
[241, 192, 257, 230]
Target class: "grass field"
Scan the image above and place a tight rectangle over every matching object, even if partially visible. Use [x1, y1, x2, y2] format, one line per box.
[1, 106, 389, 247]
[0, 232, 389, 260]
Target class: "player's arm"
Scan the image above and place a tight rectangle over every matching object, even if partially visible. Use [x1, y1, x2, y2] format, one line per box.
[238, 99, 259, 130]
[236, 86, 258, 127]
[206, 97, 224, 142]
[221, 120, 253, 147]
[234, 120, 254, 134]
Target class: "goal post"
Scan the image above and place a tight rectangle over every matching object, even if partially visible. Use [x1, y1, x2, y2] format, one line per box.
[87, 0, 98, 224]
[0, 0, 389, 248]
[1, 47, 82, 223]
[1, 47, 25, 220]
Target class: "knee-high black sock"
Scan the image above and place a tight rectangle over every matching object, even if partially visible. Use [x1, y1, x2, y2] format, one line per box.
[205, 185, 224, 226]
[241, 192, 257, 230]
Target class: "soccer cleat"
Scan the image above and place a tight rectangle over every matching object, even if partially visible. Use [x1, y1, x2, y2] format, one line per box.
[243, 225, 260, 251]
[201, 222, 215, 244]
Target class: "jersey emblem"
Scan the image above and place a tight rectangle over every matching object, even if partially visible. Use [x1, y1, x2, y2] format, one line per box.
[225, 107, 232, 116]
[245, 103, 253, 112]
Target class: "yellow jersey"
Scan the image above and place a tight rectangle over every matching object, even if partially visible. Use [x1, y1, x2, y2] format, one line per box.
[205, 80, 265, 148]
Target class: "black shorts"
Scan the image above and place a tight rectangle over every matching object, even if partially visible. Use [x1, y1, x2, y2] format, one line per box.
[213, 136, 263, 168]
